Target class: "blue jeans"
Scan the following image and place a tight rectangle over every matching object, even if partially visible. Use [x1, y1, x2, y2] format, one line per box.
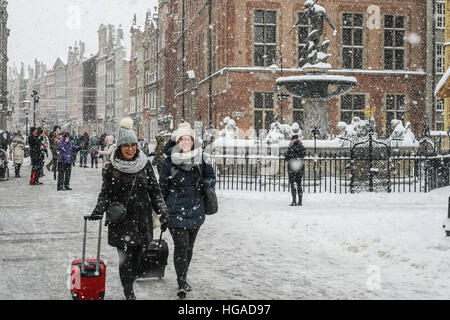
[79, 151, 88, 167]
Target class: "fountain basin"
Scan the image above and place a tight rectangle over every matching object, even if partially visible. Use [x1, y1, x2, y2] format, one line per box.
[276, 74, 357, 99]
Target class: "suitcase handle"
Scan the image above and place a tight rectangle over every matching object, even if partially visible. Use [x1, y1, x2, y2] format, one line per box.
[81, 215, 103, 275]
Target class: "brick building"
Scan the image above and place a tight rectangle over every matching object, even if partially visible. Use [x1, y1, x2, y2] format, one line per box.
[161, 0, 430, 138]
[0, 0, 9, 130]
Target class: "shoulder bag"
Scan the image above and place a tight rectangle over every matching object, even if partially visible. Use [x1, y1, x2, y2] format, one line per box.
[106, 173, 138, 225]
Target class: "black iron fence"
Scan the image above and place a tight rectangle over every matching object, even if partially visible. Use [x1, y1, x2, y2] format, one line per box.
[211, 150, 450, 193]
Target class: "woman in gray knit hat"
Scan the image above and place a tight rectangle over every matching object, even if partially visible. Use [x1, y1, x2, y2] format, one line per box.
[90, 117, 169, 300]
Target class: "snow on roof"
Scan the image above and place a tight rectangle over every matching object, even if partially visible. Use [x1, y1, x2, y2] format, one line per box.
[435, 67, 450, 97]
[277, 74, 357, 83]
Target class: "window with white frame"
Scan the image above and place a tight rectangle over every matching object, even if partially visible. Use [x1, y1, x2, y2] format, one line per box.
[435, 98, 444, 131]
[254, 92, 275, 136]
[254, 10, 277, 67]
[340, 94, 366, 124]
[384, 15, 405, 70]
[436, 1, 446, 29]
[342, 13, 364, 69]
[292, 97, 305, 127]
[297, 11, 309, 68]
[385, 94, 406, 135]
[436, 43, 445, 74]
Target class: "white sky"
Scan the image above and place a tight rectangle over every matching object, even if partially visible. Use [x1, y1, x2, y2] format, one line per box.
[7, 0, 158, 75]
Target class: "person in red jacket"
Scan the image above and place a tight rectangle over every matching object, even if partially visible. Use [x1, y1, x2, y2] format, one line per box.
[284, 123, 306, 206]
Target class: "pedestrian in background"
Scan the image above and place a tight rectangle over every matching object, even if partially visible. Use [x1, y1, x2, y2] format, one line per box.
[90, 132, 101, 169]
[70, 131, 79, 167]
[78, 132, 90, 168]
[9, 131, 25, 178]
[29, 127, 43, 185]
[158, 122, 216, 299]
[90, 117, 169, 300]
[46, 126, 60, 172]
[284, 122, 306, 206]
[98, 135, 115, 171]
[39, 128, 49, 178]
[57, 131, 79, 191]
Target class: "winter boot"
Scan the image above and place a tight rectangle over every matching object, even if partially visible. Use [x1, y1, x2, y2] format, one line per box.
[290, 184, 297, 206]
[297, 193, 303, 206]
[123, 284, 136, 300]
[177, 276, 188, 299]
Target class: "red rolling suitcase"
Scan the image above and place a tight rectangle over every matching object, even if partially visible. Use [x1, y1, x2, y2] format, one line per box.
[70, 216, 106, 300]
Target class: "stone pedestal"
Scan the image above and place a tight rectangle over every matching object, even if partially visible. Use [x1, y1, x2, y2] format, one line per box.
[302, 98, 331, 140]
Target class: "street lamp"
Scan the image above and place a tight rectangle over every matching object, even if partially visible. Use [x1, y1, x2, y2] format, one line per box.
[23, 99, 31, 137]
[31, 90, 40, 127]
[270, 53, 288, 124]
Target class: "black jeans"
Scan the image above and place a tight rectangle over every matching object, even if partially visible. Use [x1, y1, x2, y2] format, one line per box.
[169, 228, 200, 288]
[57, 162, 72, 189]
[116, 246, 142, 293]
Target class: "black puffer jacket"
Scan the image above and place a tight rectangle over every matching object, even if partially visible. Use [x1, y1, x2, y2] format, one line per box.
[28, 134, 43, 164]
[159, 140, 216, 230]
[93, 160, 168, 249]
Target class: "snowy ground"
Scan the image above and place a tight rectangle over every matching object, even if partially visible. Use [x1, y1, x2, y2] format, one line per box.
[0, 160, 449, 300]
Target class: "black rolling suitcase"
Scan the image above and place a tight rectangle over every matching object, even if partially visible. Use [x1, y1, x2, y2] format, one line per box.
[138, 231, 168, 279]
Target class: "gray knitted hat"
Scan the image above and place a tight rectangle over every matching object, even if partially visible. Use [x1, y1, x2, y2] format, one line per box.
[116, 117, 138, 146]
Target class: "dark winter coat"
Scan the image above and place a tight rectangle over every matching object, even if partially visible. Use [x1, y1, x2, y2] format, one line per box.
[158, 144, 216, 230]
[93, 160, 168, 249]
[78, 134, 90, 152]
[28, 134, 43, 164]
[58, 138, 79, 164]
[284, 135, 306, 182]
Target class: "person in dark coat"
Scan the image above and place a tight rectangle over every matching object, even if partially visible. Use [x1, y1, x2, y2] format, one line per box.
[159, 122, 216, 299]
[70, 131, 79, 167]
[57, 131, 79, 191]
[284, 123, 306, 206]
[78, 132, 90, 168]
[28, 127, 44, 185]
[90, 117, 169, 300]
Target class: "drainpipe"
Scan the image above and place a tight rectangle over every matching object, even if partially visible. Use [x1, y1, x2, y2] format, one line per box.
[181, 0, 186, 120]
[208, 0, 213, 127]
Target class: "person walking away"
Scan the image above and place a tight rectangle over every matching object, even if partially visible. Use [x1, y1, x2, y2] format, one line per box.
[78, 132, 90, 168]
[284, 122, 306, 206]
[158, 122, 216, 299]
[89, 117, 169, 300]
[9, 131, 26, 178]
[98, 135, 115, 172]
[28, 127, 44, 185]
[57, 132, 79, 191]
[89, 132, 101, 168]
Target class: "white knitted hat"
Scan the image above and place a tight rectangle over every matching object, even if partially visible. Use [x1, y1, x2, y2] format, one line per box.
[174, 122, 195, 142]
[116, 117, 138, 146]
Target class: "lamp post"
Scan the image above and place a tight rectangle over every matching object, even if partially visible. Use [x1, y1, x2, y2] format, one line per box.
[23, 99, 31, 139]
[31, 90, 40, 127]
[270, 53, 288, 124]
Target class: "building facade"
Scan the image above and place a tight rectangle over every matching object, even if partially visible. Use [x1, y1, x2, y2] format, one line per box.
[0, 0, 9, 130]
[161, 0, 429, 139]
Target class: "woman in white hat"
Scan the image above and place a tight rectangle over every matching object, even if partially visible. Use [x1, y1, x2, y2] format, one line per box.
[158, 122, 216, 299]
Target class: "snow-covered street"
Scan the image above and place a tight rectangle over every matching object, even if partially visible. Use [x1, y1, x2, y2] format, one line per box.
[0, 161, 449, 300]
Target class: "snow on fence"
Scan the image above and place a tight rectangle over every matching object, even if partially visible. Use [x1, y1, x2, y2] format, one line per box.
[210, 150, 450, 193]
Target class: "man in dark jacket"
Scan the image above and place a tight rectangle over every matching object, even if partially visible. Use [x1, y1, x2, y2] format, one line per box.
[78, 132, 90, 168]
[284, 123, 306, 206]
[28, 127, 44, 185]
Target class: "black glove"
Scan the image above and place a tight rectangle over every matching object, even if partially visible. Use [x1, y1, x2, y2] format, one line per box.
[89, 209, 103, 221]
[159, 214, 169, 232]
